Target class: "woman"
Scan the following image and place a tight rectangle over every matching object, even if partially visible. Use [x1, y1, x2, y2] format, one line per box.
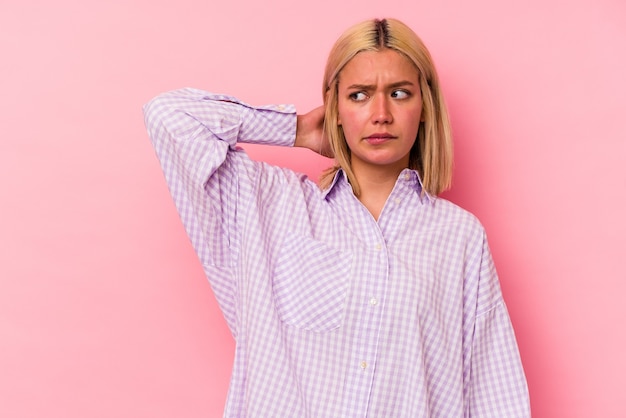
[144, 18, 530, 417]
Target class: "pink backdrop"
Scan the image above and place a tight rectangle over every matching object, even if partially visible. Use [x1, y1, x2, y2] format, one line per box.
[1, 0, 625, 416]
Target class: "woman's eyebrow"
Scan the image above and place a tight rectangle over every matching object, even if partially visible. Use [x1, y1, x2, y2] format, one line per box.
[345, 83, 376, 91]
[345, 80, 416, 90]
[387, 80, 415, 88]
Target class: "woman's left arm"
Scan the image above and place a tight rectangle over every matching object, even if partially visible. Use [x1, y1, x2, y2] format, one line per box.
[466, 232, 531, 417]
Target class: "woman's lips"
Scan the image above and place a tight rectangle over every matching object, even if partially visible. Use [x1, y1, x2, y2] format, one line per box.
[364, 133, 396, 145]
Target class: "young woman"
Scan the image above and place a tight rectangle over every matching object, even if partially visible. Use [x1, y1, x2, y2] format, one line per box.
[144, 18, 530, 417]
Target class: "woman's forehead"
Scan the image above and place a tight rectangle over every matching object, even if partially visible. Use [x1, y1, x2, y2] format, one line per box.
[339, 49, 420, 86]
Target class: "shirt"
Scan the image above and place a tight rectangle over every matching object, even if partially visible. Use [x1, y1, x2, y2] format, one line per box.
[143, 88, 530, 417]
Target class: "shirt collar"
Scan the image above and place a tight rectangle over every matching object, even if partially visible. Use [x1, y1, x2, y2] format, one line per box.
[321, 168, 434, 204]
[320, 169, 345, 199]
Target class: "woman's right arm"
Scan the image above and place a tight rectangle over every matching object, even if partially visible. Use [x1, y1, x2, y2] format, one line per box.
[142, 88, 297, 333]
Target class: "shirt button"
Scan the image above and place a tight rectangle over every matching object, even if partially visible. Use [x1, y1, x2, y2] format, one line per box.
[369, 297, 378, 306]
[375, 243, 382, 251]
[394, 198, 401, 205]
[277, 104, 286, 111]
[360, 361, 368, 370]
[404, 173, 410, 180]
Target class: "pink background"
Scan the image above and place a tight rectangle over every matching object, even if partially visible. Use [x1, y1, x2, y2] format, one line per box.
[1, 0, 625, 416]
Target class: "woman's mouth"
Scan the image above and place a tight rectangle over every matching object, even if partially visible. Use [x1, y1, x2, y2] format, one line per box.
[364, 133, 396, 145]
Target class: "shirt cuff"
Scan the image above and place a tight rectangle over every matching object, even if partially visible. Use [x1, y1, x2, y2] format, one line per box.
[238, 102, 297, 148]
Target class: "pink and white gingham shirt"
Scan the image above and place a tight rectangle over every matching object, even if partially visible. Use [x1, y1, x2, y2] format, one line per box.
[143, 88, 530, 417]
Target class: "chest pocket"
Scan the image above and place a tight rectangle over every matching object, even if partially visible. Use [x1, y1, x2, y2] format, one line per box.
[272, 233, 352, 332]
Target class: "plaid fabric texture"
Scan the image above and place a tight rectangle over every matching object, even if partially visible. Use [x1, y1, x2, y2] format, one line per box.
[143, 88, 530, 417]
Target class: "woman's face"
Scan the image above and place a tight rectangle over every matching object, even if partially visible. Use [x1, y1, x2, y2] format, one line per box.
[337, 49, 423, 177]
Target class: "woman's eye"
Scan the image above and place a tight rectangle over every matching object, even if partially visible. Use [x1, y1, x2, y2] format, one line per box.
[391, 90, 410, 99]
[349, 92, 367, 101]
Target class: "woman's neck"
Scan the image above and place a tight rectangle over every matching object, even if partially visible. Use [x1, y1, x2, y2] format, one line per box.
[352, 164, 405, 221]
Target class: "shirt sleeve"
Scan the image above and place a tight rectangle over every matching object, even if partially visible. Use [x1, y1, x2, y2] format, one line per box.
[466, 232, 531, 417]
[142, 88, 297, 335]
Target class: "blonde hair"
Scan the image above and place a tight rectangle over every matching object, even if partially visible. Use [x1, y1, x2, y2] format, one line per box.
[320, 18, 453, 196]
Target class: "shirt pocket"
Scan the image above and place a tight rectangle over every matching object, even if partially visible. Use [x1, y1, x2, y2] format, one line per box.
[272, 233, 352, 332]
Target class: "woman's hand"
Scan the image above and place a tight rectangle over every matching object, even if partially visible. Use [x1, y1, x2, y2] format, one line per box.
[295, 106, 333, 158]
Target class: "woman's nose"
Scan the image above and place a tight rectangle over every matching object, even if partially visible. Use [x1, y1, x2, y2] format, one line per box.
[371, 95, 392, 124]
